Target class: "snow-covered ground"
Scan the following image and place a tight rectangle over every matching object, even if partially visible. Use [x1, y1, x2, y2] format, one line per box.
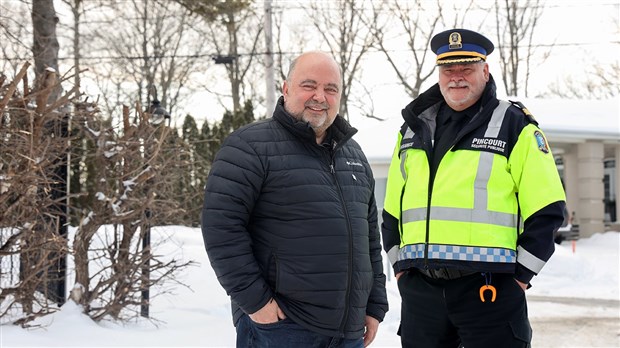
[1, 226, 618, 348]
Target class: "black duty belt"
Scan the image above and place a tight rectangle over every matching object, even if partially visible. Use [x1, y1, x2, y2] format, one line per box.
[417, 267, 478, 280]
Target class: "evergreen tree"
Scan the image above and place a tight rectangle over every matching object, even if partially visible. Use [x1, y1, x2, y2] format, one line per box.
[179, 114, 202, 225]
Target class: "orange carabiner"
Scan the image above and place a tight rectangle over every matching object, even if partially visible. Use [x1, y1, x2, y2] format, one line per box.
[479, 284, 497, 302]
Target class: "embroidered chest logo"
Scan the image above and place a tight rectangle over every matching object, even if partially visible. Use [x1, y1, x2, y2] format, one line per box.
[346, 160, 363, 167]
[399, 142, 414, 151]
[471, 137, 507, 153]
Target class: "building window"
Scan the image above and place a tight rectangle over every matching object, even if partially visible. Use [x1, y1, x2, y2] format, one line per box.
[604, 159, 616, 222]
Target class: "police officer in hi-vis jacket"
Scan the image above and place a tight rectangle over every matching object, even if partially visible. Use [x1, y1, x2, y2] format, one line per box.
[381, 28, 566, 348]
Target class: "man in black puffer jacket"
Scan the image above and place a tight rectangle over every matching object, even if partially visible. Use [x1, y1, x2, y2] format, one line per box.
[201, 51, 388, 348]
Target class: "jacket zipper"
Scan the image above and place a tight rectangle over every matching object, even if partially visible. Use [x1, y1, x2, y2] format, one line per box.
[422, 123, 433, 269]
[272, 251, 280, 293]
[422, 116, 467, 267]
[329, 155, 353, 337]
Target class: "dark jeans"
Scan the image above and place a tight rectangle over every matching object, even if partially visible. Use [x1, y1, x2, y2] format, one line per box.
[398, 270, 532, 348]
[236, 314, 364, 348]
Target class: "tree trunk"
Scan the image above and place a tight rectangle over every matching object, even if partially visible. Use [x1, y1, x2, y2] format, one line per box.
[32, 0, 68, 306]
[32, 0, 62, 103]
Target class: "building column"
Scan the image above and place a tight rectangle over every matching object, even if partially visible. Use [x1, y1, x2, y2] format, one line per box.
[562, 148, 578, 221]
[577, 141, 605, 237]
[615, 144, 620, 224]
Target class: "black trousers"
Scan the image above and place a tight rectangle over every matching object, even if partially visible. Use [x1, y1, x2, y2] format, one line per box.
[398, 270, 532, 348]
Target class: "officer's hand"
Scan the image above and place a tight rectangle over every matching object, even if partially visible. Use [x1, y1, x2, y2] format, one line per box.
[249, 298, 286, 324]
[395, 271, 404, 280]
[363, 315, 379, 347]
[515, 279, 528, 291]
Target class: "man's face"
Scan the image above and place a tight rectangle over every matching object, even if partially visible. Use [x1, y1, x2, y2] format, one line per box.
[438, 62, 489, 111]
[282, 53, 342, 138]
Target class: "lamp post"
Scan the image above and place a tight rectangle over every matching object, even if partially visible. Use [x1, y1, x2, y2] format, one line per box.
[140, 98, 170, 318]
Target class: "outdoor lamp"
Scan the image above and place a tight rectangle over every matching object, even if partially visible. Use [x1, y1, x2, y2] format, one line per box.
[148, 99, 170, 126]
[213, 55, 236, 65]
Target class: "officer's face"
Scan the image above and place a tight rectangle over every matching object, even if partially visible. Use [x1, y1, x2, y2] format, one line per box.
[438, 62, 489, 111]
[282, 52, 342, 141]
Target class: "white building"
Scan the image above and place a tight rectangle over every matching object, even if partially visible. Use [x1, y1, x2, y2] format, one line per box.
[355, 97, 620, 237]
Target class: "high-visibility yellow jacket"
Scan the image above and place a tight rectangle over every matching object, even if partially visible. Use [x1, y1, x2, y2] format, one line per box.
[382, 77, 566, 284]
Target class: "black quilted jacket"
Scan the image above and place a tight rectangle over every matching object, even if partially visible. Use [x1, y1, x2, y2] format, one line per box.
[201, 97, 388, 339]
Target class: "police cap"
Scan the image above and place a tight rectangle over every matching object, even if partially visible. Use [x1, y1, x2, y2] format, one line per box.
[431, 29, 495, 65]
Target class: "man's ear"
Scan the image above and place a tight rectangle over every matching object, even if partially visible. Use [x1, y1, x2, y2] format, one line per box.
[282, 80, 289, 102]
[483, 63, 490, 81]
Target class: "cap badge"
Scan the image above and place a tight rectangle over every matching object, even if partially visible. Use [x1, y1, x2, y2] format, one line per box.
[449, 32, 462, 50]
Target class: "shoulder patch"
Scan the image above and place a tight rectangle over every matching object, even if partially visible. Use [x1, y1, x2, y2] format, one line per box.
[509, 100, 537, 125]
[533, 130, 549, 154]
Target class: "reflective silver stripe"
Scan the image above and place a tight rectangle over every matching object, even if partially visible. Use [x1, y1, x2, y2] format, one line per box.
[398, 244, 516, 263]
[517, 245, 546, 273]
[469, 150, 519, 227]
[484, 100, 510, 138]
[400, 151, 408, 180]
[402, 208, 427, 223]
[474, 151, 494, 210]
[472, 100, 510, 213]
[403, 127, 415, 140]
[429, 207, 517, 227]
[400, 127, 415, 180]
[402, 207, 516, 227]
[386, 245, 400, 266]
